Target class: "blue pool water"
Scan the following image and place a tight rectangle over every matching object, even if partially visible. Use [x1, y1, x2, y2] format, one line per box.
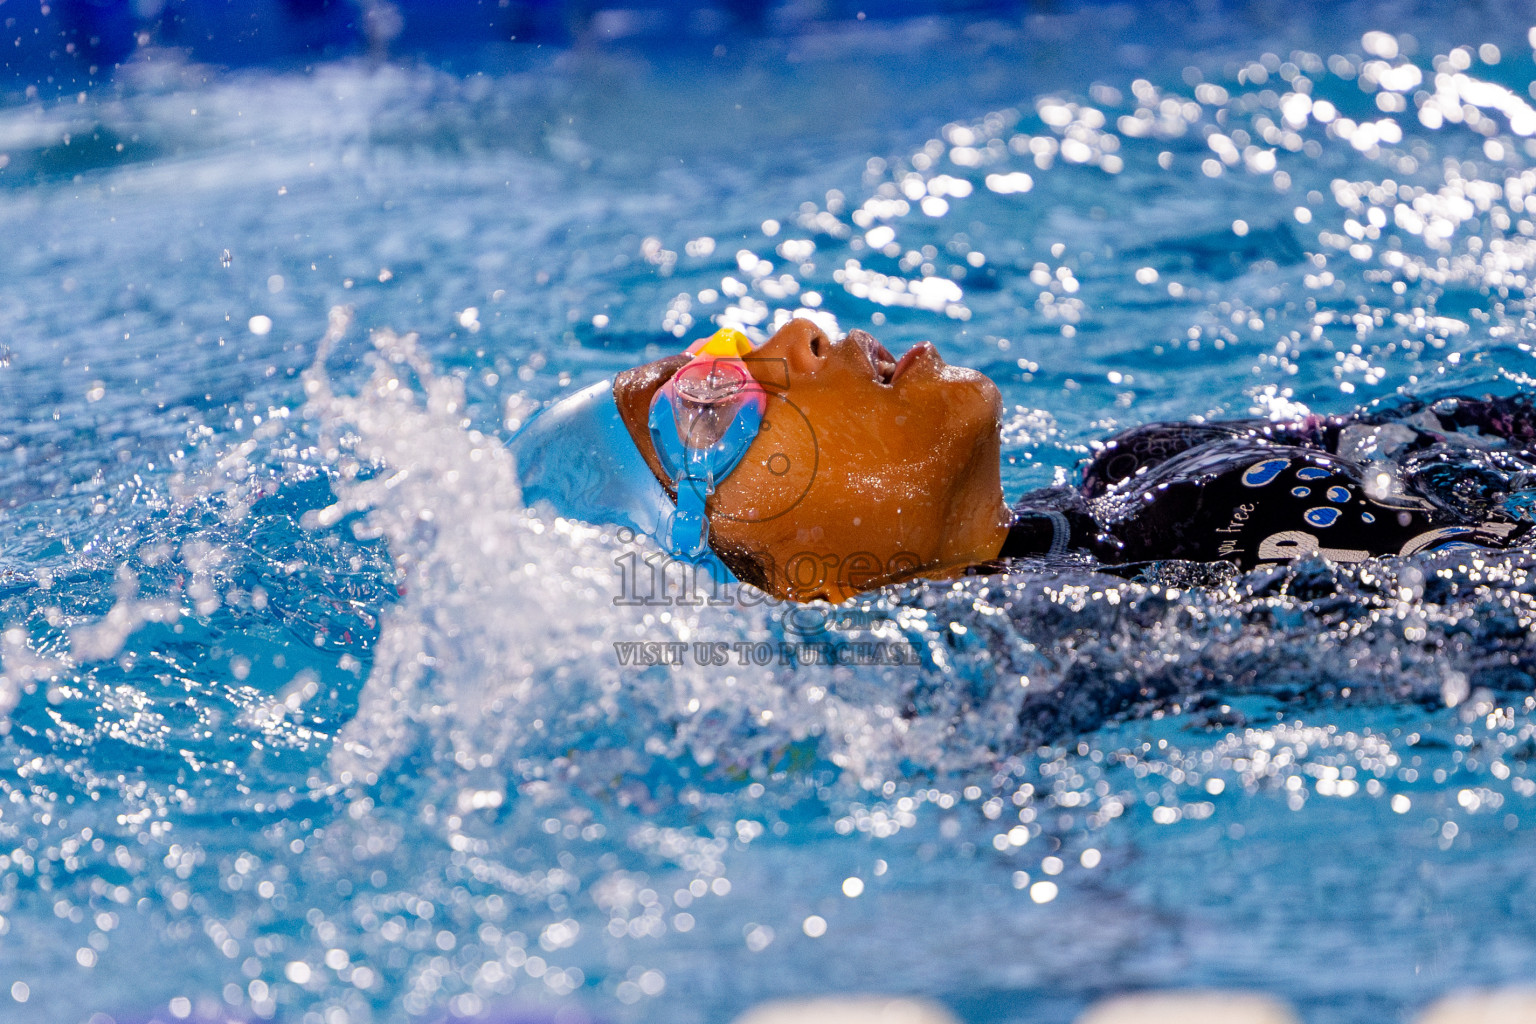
[8, 3, 1536, 1022]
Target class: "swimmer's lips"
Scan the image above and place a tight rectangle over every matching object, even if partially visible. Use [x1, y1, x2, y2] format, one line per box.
[847, 328, 936, 386]
[890, 341, 934, 383]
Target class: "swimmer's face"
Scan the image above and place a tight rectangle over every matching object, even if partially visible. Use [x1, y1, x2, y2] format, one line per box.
[619, 318, 1012, 601]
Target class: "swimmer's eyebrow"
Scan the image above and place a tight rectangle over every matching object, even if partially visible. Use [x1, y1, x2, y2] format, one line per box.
[739, 355, 790, 392]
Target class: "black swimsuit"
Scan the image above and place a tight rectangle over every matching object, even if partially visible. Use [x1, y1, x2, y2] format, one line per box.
[1001, 395, 1536, 570]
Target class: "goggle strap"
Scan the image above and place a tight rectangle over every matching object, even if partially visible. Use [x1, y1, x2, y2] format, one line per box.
[686, 445, 715, 489]
[671, 483, 711, 557]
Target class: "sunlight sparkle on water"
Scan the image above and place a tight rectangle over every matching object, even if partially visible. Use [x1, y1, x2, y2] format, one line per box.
[7, 13, 1536, 1024]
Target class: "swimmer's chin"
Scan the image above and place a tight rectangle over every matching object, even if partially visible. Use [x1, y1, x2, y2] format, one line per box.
[744, 548, 1003, 605]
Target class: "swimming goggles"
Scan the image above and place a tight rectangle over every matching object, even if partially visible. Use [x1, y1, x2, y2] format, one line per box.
[647, 328, 767, 560]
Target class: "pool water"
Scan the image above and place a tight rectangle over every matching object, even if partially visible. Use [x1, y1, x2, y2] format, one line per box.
[7, 3, 1536, 1022]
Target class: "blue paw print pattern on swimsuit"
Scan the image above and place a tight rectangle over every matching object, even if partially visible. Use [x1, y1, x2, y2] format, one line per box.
[1305, 507, 1342, 528]
[1295, 466, 1332, 481]
[1242, 458, 1291, 487]
[1291, 486, 1310, 497]
[1327, 486, 1351, 503]
[1362, 512, 1376, 523]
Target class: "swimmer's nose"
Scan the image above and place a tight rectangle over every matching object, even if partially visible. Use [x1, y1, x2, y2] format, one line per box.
[757, 318, 832, 377]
